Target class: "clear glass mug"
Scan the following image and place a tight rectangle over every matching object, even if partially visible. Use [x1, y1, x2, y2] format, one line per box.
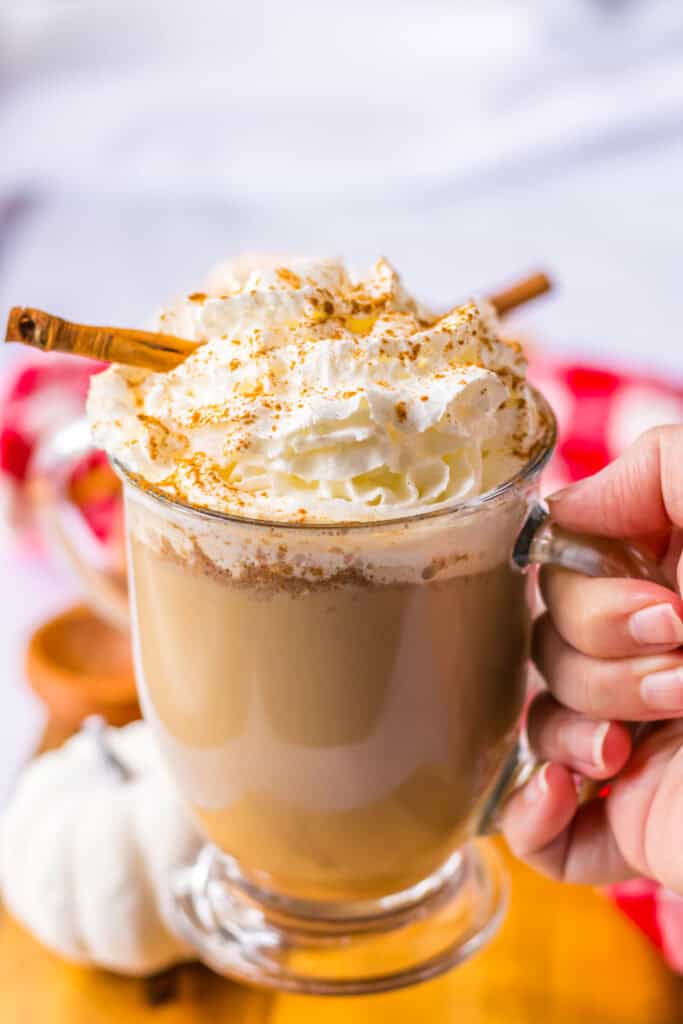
[39, 391, 664, 995]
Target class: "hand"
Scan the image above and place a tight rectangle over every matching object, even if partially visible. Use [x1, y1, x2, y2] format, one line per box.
[501, 426, 683, 891]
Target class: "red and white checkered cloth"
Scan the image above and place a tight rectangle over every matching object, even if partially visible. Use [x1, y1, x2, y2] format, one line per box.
[2, 352, 683, 967]
[0, 355, 119, 553]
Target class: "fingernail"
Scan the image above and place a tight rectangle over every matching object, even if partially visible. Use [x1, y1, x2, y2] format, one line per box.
[548, 481, 591, 505]
[525, 762, 550, 803]
[628, 604, 683, 647]
[591, 721, 610, 772]
[641, 668, 683, 711]
[560, 719, 610, 771]
[547, 486, 571, 502]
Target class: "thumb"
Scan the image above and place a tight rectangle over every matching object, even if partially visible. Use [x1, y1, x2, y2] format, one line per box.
[548, 425, 683, 539]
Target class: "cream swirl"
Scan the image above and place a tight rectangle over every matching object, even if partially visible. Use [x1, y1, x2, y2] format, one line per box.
[87, 257, 541, 522]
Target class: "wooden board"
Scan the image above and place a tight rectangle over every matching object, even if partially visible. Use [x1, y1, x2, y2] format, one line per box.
[3, 727, 683, 1022]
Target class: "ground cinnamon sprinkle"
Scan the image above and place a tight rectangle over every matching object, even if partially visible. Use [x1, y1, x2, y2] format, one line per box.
[151, 535, 378, 595]
[275, 267, 302, 289]
[108, 260, 542, 528]
[421, 552, 467, 580]
[137, 413, 173, 461]
[145, 528, 477, 597]
[421, 557, 446, 581]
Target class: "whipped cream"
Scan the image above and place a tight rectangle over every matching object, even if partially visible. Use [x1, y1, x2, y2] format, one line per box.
[88, 257, 542, 523]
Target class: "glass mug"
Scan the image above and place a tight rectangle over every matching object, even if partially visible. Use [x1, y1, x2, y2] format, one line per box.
[39, 392, 663, 995]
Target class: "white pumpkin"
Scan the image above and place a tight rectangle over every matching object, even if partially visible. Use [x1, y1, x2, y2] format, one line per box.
[0, 719, 201, 976]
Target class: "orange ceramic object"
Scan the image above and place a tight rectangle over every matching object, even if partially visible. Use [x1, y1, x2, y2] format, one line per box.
[26, 604, 139, 726]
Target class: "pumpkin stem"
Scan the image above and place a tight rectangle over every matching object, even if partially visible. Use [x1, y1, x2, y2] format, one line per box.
[83, 715, 133, 782]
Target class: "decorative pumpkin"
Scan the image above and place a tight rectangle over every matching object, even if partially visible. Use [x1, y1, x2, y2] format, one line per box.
[0, 719, 201, 976]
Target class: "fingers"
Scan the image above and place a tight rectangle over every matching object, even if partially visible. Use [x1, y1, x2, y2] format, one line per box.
[505, 427, 683, 886]
[501, 762, 577, 861]
[503, 779, 636, 885]
[501, 762, 635, 884]
[540, 568, 683, 659]
[526, 692, 631, 779]
[606, 722, 683, 884]
[534, 614, 683, 719]
[548, 425, 683, 538]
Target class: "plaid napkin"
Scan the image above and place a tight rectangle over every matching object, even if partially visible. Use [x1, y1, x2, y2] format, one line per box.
[2, 352, 683, 966]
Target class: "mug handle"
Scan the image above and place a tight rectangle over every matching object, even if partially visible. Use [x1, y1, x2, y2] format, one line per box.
[30, 417, 129, 630]
[477, 502, 669, 834]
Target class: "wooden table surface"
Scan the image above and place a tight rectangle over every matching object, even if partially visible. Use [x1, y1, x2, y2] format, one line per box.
[2, 721, 683, 1023]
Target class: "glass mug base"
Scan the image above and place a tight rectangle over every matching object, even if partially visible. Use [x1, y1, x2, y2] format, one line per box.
[167, 839, 507, 996]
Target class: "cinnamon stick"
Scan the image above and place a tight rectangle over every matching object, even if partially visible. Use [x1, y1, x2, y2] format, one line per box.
[5, 271, 553, 373]
[5, 307, 198, 373]
[488, 271, 552, 316]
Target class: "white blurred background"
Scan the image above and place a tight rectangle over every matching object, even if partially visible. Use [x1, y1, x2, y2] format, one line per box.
[1, 0, 683, 792]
